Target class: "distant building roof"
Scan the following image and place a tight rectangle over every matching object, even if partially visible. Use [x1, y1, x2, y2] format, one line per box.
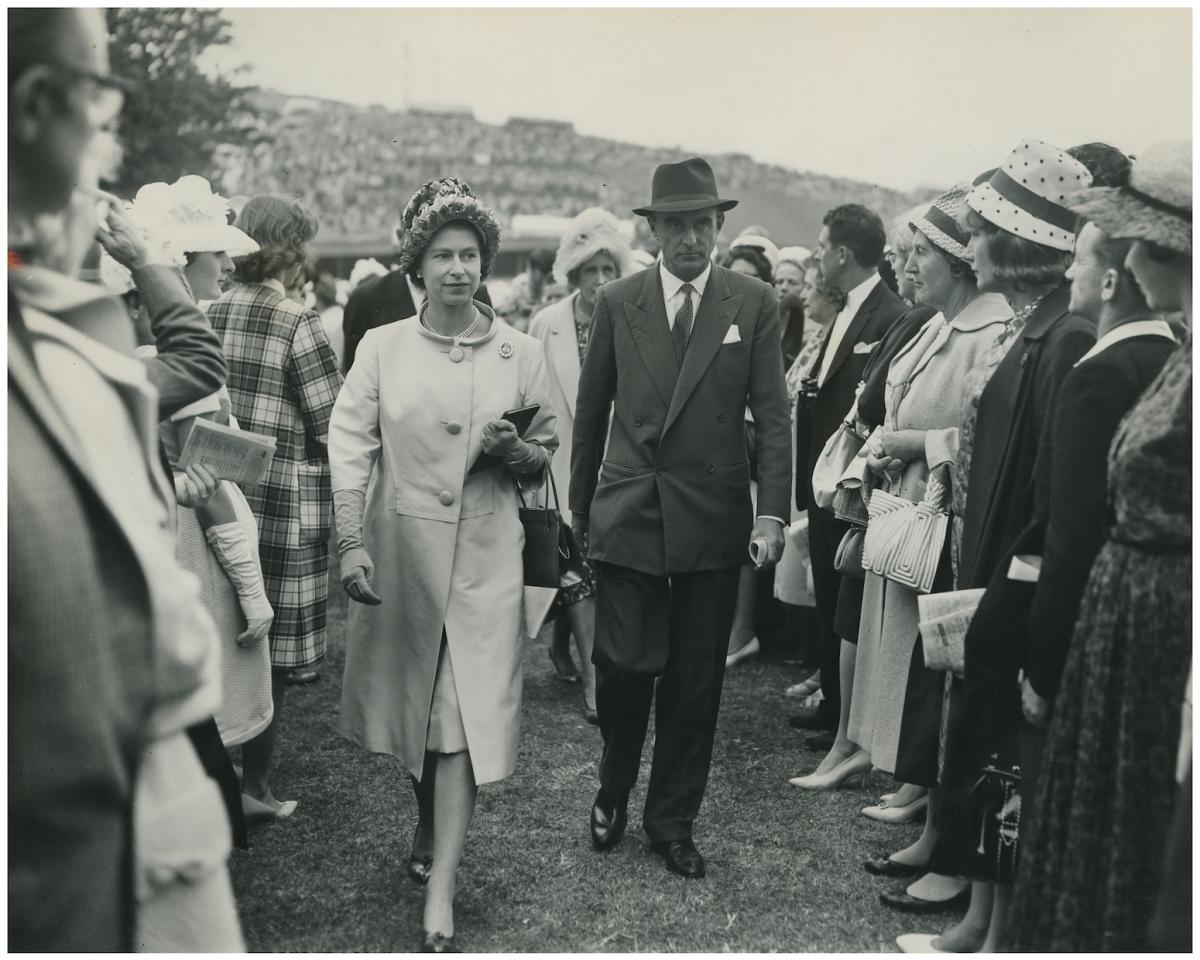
[506, 116, 574, 133]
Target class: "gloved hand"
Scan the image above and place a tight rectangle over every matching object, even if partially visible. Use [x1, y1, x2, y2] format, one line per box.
[340, 546, 382, 606]
[175, 463, 219, 508]
[481, 418, 525, 458]
[335, 488, 382, 605]
[204, 520, 274, 646]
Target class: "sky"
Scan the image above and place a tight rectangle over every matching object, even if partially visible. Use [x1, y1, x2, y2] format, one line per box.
[202, 6, 1192, 192]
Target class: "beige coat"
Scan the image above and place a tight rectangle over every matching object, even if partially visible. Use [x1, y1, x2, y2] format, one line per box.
[524, 293, 583, 633]
[329, 308, 557, 785]
[848, 294, 1011, 774]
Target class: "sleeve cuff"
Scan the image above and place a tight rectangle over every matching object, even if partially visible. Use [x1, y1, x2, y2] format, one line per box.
[756, 515, 787, 526]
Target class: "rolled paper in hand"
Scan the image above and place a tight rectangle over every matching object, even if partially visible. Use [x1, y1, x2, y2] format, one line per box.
[749, 537, 769, 567]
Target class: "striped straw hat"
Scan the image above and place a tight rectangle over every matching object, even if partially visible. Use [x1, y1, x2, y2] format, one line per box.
[909, 186, 970, 260]
[966, 139, 1093, 252]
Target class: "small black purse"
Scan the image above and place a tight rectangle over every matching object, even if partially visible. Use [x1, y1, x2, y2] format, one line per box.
[515, 469, 579, 588]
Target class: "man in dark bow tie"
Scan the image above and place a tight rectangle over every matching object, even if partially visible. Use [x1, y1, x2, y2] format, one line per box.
[570, 157, 791, 879]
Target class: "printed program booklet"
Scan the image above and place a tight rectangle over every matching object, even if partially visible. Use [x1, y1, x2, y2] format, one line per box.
[178, 418, 277, 487]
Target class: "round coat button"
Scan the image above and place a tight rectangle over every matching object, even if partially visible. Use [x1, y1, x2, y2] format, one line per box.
[448, 346, 465, 363]
[716, 413, 726, 423]
[706, 464, 715, 473]
[633, 417, 644, 427]
[438, 490, 455, 506]
[446, 421, 462, 435]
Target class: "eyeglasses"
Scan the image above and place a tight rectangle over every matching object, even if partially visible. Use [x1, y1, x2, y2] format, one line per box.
[46, 64, 129, 129]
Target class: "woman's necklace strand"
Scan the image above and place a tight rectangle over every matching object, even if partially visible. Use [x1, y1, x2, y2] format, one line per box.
[422, 307, 482, 343]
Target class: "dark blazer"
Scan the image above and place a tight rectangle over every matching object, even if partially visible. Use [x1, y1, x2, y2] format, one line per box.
[957, 284, 1095, 590]
[780, 302, 806, 370]
[795, 277, 908, 509]
[976, 332, 1176, 699]
[341, 269, 491, 373]
[570, 264, 792, 576]
[8, 303, 156, 952]
[856, 303, 937, 429]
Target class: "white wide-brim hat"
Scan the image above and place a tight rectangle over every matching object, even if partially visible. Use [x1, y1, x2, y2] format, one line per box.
[131, 175, 258, 264]
[1065, 140, 1192, 255]
[966, 139, 1092, 252]
[777, 245, 812, 266]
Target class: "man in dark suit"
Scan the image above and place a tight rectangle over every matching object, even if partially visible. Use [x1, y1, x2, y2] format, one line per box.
[342, 242, 491, 373]
[571, 157, 791, 879]
[791, 205, 908, 735]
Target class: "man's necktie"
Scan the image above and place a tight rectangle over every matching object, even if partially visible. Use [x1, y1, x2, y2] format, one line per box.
[672, 283, 694, 365]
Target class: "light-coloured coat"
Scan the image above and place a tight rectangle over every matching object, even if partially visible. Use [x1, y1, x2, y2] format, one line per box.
[328, 309, 557, 785]
[848, 293, 1011, 774]
[524, 293, 583, 633]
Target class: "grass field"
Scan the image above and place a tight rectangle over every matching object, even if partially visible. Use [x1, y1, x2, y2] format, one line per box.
[228, 582, 961, 952]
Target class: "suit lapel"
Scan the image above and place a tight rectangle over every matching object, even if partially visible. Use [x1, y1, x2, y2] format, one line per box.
[548, 295, 581, 417]
[622, 268, 679, 409]
[665, 266, 741, 436]
[823, 281, 886, 386]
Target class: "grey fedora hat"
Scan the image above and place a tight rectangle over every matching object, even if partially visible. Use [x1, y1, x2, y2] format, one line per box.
[632, 157, 739, 217]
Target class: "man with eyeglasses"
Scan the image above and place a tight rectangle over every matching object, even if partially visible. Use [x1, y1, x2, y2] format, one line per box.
[9, 9, 242, 951]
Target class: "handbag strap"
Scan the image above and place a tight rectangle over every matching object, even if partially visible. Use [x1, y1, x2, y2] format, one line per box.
[512, 454, 561, 515]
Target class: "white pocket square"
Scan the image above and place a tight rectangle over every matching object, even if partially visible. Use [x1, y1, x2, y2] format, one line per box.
[852, 340, 878, 355]
[722, 326, 742, 344]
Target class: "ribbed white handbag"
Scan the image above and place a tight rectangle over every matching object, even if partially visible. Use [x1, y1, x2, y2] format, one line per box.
[862, 467, 950, 594]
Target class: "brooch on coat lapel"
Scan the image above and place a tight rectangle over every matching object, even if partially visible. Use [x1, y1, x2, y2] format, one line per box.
[498, 341, 514, 359]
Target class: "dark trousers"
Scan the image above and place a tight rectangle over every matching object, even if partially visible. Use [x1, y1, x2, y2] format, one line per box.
[806, 505, 847, 722]
[592, 561, 740, 842]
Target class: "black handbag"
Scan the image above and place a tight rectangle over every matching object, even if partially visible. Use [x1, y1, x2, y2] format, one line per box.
[515, 469, 577, 588]
[967, 758, 1023, 884]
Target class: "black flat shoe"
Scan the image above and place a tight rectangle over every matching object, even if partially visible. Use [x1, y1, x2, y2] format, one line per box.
[549, 643, 580, 683]
[590, 788, 628, 851]
[650, 838, 706, 879]
[420, 930, 461, 953]
[803, 731, 836, 752]
[407, 852, 433, 885]
[879, 886, 970, 914]
[863, 856, 928, 878]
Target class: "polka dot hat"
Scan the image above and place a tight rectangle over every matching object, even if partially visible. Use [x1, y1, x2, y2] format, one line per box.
[966, 139, 1093, 252]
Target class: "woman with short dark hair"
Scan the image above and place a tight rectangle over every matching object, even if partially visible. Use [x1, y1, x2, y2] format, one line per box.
[207, 193, 343, 823]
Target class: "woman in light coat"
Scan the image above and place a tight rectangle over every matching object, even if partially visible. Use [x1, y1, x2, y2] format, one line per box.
[329, 178, 557, 952]
[526, 207, 635, 722]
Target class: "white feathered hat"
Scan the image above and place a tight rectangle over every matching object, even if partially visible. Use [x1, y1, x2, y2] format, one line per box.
[553, 207, 636, 286]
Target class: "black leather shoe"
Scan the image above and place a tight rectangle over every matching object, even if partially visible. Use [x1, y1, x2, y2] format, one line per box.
[803, 731, 836, 752]
[590, 789, 628, 851]
[879, 886, 970, 914]
[789, 707, 835, 731]
[650, 838, 706, 879]
[863, 856, 927, 878]
[420, 930, 461, 953]
[407, 852, 433, 885]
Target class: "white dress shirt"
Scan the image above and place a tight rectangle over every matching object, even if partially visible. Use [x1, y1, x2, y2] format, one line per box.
[1074, 317, 1176, 366]
[818, 272, 881, 386]
[660, 260, 711, 328]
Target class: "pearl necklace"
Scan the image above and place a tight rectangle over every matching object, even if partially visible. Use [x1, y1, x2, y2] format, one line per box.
[421, 307, 483, 344]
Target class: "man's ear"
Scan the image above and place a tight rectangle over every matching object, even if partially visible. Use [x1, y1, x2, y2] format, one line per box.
[1100, 267, 1120, 303]
[715, 211, 725, 233]
[645, 215, 660, 241]
[9, 66, 56, 147]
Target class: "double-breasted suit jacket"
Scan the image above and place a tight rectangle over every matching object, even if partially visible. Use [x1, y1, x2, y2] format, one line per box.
[570, 264, 792, 578]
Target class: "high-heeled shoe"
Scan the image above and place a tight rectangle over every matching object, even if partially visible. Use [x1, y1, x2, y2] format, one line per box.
[787, 749, 872, 790]
[784, 673, 821, 698]
[862, 794, 929, 823]
[420, 930, 461, 953]
[407, 851, 433, 885]
[725, 636, 760, 668]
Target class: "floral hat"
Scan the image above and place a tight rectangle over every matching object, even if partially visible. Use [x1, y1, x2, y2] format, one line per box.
[1064, 140, 1191, 255]
[966, 139, 1093, 252]
[910, 186, 971, 261]
[552, 207, 635, 286]
[396, 177, 502, 279]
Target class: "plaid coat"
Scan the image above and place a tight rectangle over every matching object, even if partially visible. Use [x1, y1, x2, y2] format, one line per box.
[208, 282, 343, 667]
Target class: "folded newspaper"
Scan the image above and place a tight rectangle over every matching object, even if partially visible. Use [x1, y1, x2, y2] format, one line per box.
[917, 588, 986, 675]
[177, 417, 277, 487]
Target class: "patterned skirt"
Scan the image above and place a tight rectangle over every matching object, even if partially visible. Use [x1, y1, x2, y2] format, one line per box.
[1009, 541, 1191, 951]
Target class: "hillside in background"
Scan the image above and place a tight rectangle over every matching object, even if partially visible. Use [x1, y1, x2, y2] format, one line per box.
[213, 90, 933, 257]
